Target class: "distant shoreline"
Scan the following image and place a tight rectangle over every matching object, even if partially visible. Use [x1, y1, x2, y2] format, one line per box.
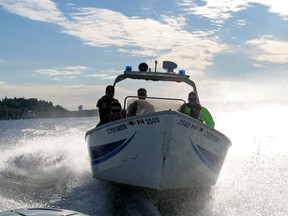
[0, 110, 99, 121]
[0, 97, 99, 120]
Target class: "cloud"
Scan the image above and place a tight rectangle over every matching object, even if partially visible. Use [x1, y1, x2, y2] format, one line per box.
[62, 76, 77, 79]
[0, 1, 228, 73]
[63, 84, 84, 89]
[177, 0, 252, 24]
[65, 66, 88, 70]
[35, 69, 81, 76]
[246, 37, 288, 63]
[86, 73, 117, 80]
[33, 65, 88, 82]
[256, 0, 288, 20]
[65, 7, 209, 52]
[0, 0, 67, 24]
[34, 65, 87, 77]
[253, 63, 263, 68]
[86, 74, 107, 78]
[1, 0, 288, 77]
[161, 15, 187, 30]
[177, 0, 288, 24]
[85, 68, 119, 80]
[236, 19, 248, 27]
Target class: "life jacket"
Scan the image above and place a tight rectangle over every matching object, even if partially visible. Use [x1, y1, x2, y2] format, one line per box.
[181, 103, 202, 120]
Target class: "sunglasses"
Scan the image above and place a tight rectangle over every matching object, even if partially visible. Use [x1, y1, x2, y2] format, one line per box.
[107, 91, 114, 93]
[188, 97, 197, 101]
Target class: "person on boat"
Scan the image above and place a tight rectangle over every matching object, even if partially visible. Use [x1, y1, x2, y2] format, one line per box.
[110, 101, 124, 121]
[127, 88, 155, 116]
[179, 91, 215, 128]
[96, 85, 119, 126]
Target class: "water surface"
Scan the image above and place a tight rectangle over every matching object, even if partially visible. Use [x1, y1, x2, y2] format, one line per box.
[0, 107, 287, 215]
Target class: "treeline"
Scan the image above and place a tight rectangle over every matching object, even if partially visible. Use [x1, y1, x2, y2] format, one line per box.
[0, 97, 98, 120]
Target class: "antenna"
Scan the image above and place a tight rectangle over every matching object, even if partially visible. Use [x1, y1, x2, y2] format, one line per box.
[154, 60, 158, 72]
[149, 33, 162, 70]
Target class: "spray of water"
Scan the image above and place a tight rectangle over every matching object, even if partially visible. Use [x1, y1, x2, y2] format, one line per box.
[1, 105, 288, 215]
[0, 118, 96, 212]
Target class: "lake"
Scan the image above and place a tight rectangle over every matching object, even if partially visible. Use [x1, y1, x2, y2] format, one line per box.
[0, 105, 287, 215]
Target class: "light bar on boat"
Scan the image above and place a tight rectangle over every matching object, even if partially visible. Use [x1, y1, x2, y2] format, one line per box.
[125, 66, 132, 71]
[122, 71, 190, 81]
[113, 70, 198, 93]
[179, 70, 185, 75]
[114, 61, 198, 93]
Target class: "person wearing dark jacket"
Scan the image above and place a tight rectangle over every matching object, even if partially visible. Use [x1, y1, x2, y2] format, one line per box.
[96, 85, 119, 127]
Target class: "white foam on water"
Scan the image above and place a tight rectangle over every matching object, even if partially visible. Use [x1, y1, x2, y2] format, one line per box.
[0, 107, 287, 215]
[0, 118, 98, 213]
[210, 105, 288, 215]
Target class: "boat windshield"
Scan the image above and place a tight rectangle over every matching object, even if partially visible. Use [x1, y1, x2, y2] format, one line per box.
[124, 96, 185, 115]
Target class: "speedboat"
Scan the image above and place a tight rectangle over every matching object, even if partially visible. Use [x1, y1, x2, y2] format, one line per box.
[0, 208, 87, 216]
[85, 61, 231, 190]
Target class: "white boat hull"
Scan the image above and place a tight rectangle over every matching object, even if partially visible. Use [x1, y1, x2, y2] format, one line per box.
[85, 110, 231, 190]
[0, 208, 87, 215]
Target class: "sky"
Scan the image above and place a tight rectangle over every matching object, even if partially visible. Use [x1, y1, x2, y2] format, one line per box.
[0, 0, 288, 110]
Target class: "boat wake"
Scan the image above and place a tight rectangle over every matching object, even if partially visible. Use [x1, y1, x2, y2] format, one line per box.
[0, 120, 94, 213]
[1, 107, 288, 215]
[0, 127, 213, 215]
[100, 183, 214, 216]
[1, 152, 69, 200]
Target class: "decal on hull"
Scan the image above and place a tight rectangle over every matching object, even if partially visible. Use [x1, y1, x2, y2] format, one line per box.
[190, 137, 222, 172]
[90, 132, 137, 165]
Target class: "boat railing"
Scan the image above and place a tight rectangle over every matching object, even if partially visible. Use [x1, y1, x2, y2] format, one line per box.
[123, 96, 185, 116]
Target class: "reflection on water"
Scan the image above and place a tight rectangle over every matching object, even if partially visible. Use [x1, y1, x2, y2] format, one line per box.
[106, 184, 213, 216]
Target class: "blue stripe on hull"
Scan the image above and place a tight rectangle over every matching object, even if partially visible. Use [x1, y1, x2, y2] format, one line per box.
[190, 137, 222, 172]
[90, 132, 137, 165]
